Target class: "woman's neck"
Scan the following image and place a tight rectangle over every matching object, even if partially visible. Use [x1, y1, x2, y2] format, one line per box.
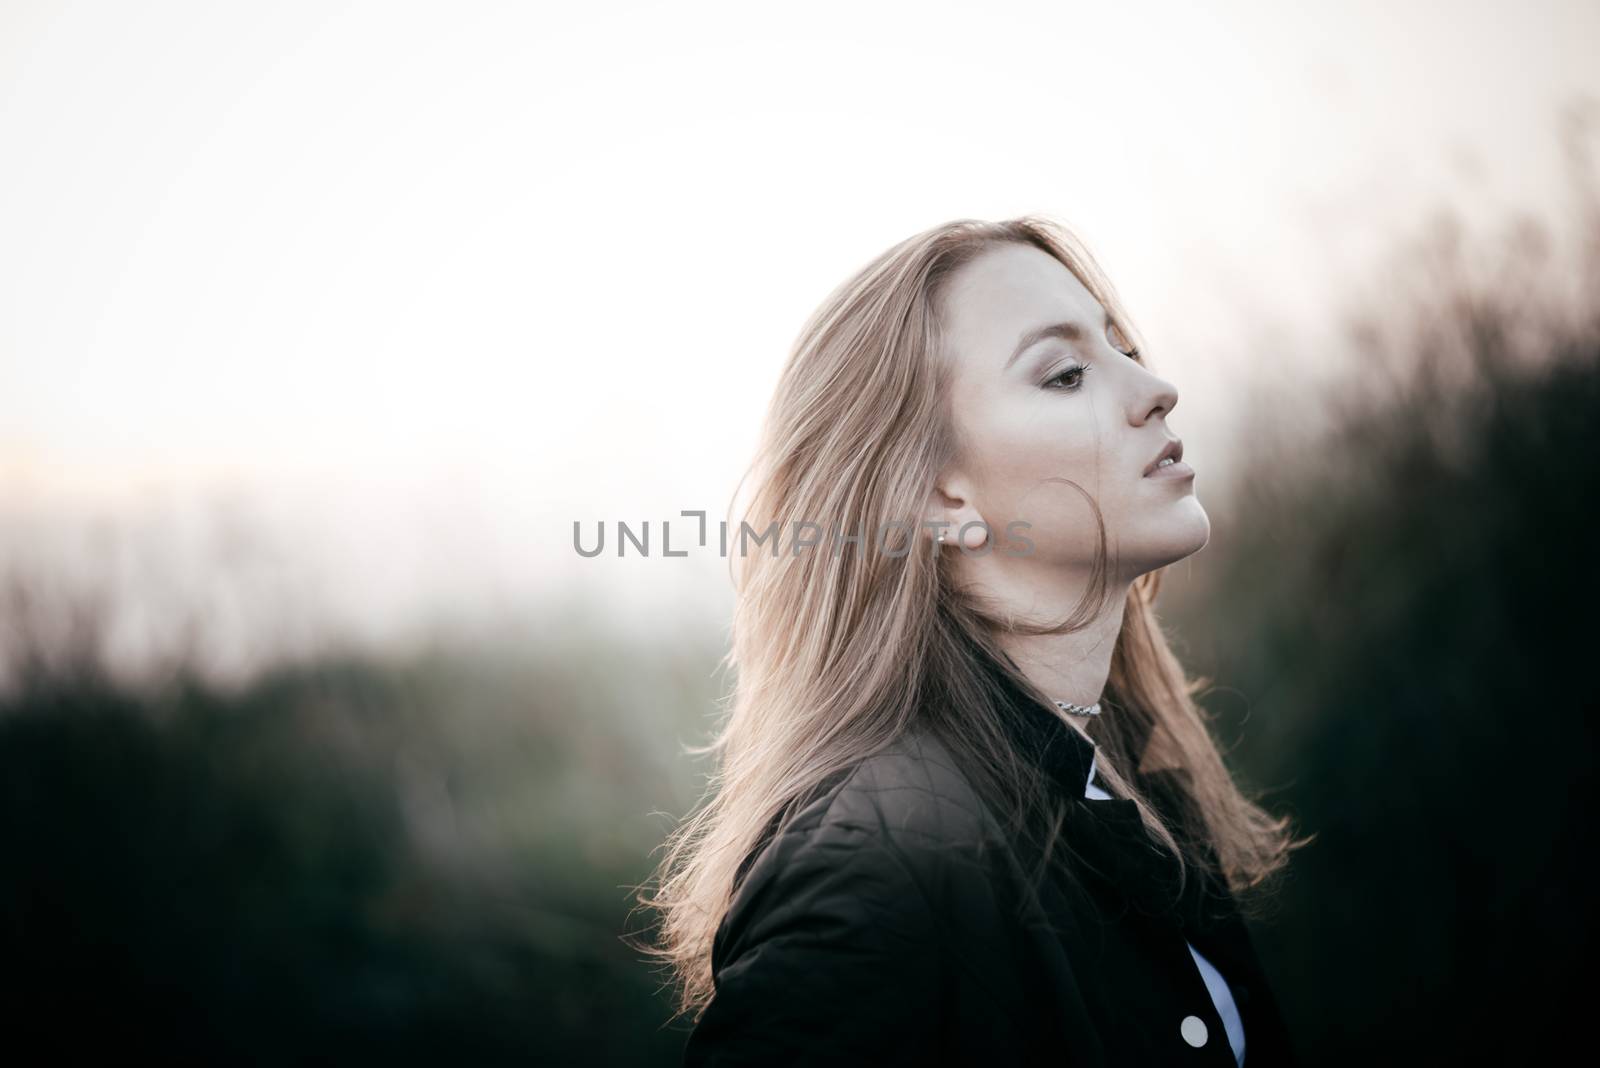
[993, 591, 1128, 736]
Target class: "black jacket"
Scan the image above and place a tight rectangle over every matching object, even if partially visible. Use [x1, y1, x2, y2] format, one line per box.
[681, 664, 1300, 1066]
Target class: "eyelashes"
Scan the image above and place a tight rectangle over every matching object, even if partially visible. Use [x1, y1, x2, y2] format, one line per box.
[1107, 319, 1141, 358]
[1041, 346, 1141, 393]
[1043, 362, 1092, 392]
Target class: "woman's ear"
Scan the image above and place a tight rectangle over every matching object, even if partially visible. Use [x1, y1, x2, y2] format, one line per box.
[924, 479, 988, 551]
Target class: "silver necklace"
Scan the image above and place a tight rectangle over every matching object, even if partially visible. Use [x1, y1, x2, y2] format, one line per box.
[1053, 699, 1102, 717]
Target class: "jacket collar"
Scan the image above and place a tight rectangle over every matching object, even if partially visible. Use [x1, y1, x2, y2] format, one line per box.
[986, 646, 1259, 933]
[982, 656, 1299, 1062]
[987, 647, 1106, 803]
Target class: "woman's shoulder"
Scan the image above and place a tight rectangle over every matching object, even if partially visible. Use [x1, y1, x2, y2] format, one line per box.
[694, 731, 998, 1063]
[711, 726, 1013, 980]
[729, 727, 1007, 919]
[823, 726, 1000, 847]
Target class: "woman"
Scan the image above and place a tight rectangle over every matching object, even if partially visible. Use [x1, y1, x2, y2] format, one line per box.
[637, 216, 1312, 1065]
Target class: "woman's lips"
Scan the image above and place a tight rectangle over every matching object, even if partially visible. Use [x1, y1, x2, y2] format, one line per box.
[1144, 460, 1195, 480]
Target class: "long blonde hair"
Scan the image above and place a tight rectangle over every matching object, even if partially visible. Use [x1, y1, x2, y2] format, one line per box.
[635, 215, 1310, 1022]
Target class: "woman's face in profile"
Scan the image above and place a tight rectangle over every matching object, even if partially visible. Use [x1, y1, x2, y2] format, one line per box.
[936, 242, 1210, 581]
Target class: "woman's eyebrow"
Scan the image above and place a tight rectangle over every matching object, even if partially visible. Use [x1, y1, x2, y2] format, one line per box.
[1003, 311, 1112, 371]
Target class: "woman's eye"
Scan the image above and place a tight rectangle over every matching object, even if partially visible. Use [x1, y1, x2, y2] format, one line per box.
[1108, 321, 1141, 359]
[1043, 363, 1091, 392]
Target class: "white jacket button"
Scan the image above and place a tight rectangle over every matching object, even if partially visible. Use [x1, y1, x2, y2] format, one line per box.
[1181, 1015, 1208, 1047]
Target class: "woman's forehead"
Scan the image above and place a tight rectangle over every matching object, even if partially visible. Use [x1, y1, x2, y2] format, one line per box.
[942, 244, 1104, 370]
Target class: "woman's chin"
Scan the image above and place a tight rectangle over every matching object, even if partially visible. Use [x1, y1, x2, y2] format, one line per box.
[1126, 505, 1211, 574]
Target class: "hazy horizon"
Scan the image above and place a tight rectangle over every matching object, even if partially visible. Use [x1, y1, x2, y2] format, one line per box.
[4, 0, 1597, 672]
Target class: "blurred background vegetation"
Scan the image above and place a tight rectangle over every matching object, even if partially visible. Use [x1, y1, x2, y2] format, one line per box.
[1157, 113, 1600, 1062]
[5, 114, 1599, 1067]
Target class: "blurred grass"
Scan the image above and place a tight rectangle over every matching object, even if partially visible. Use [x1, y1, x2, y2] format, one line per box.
[1158, 107, 1600, 1064]
[4, 106, 1598, 1065]
[1, 611, 728, 1063]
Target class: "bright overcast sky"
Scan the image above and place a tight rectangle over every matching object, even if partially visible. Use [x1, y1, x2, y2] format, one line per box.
[2, 0, 1596, 663]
